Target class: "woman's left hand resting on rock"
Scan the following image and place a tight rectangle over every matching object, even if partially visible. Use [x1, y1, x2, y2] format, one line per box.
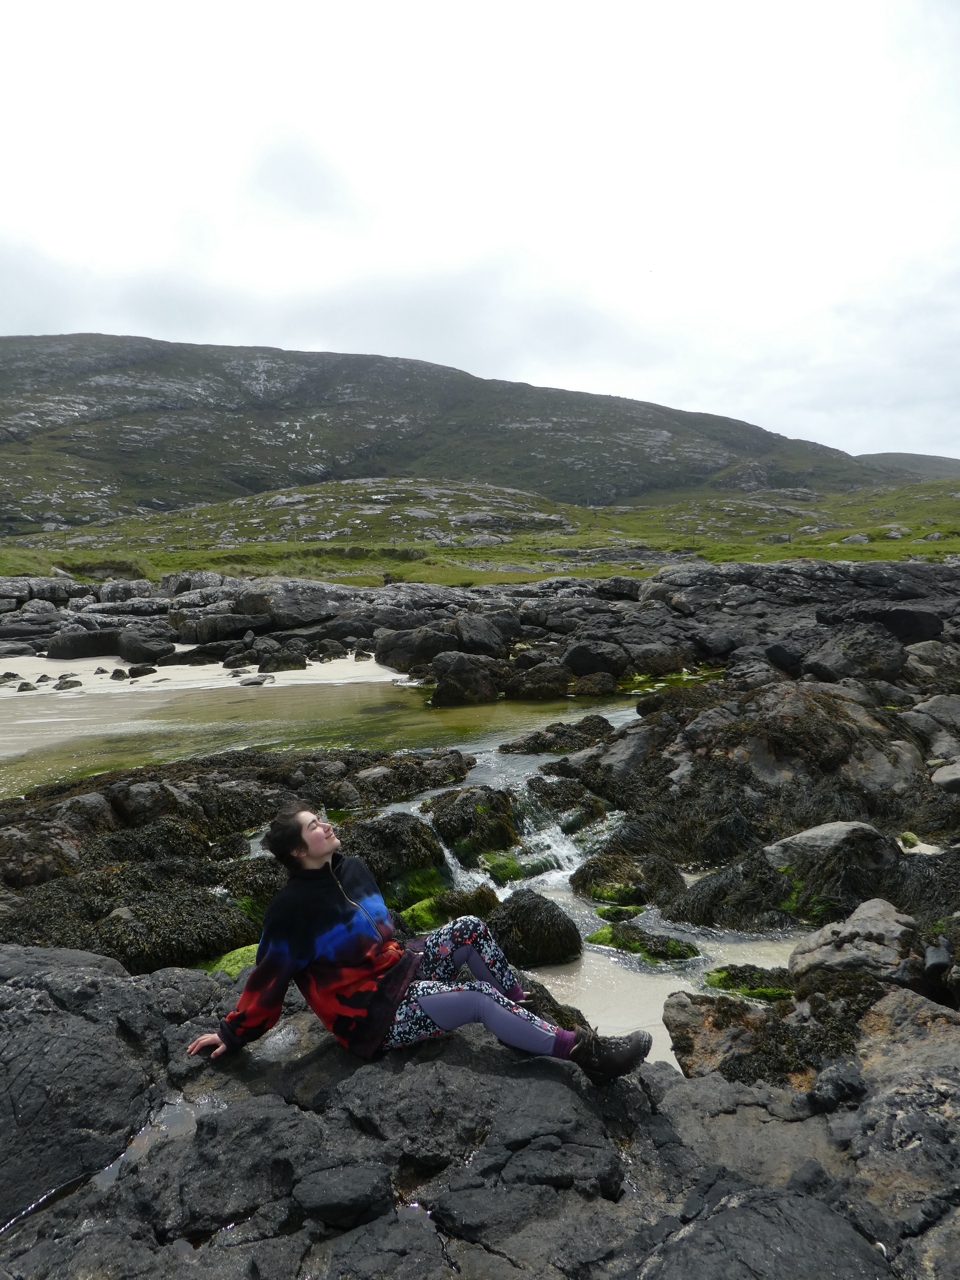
[187, 1032, 228, 1058]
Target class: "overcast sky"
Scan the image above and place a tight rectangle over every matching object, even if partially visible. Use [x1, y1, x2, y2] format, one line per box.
[2, 1, 959, 459]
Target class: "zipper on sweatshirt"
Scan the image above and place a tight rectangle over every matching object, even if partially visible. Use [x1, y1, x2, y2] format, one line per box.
[332, 867, 382, 936]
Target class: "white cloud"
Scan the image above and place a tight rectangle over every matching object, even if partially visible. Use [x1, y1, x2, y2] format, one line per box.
[1, 0, 959, 459]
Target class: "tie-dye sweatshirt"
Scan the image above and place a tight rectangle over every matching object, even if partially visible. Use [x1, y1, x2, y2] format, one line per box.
[218, 854, 421, 1059]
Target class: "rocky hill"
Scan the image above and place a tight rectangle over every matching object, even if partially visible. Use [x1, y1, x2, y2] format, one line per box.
[0, 333, 915, 534]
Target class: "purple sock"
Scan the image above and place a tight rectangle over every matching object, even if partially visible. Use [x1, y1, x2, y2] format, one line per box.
[506, 980, 525, 1002]
[551, 1028, 576, 1059]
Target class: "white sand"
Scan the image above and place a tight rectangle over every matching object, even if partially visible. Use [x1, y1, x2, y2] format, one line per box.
[0, 649, 399, 699]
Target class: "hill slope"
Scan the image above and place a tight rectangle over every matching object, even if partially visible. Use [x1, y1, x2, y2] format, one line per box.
[856, 452, 960, 480]
[0, 332, 913, 533]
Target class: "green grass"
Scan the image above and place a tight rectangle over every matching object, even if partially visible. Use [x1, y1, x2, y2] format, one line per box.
[4, 473, 959, 587]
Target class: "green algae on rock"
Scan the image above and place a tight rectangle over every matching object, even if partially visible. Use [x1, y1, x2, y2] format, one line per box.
[420, 786, 519, 866]
[586, 921, 700, 964]
[704, 964, 794, 1003]
[399, 884, 499, 935]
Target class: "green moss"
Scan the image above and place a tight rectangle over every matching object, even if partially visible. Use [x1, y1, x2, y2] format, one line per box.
[779, 878, 803, 914]
[400, 898, 451, 933]
[588, 882, 646, 905]
[594, 905, 643, 922]
[197, 943, 258, 978]
[399, 883, 500, 935]
[385, 866, 449, 910]
[900, 831, 919, 848]
[482, 853, 525, 886]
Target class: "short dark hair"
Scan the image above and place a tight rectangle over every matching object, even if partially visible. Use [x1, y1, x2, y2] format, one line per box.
[262, 800, 310, 873]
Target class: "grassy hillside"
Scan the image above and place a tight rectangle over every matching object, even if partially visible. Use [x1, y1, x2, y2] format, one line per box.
[3, 474, 958, 587]
[856, 452, 960, 480]
[0, 333, 919, 534]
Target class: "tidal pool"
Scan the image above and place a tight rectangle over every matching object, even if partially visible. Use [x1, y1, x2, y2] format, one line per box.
[0, 667, 637, 799]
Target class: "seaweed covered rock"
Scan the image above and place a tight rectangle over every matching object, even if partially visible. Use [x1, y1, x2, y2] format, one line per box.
[399, 883, 500, 934]
[219, 855, 288, 922]
[704, 964, 794, 1003]
[499, 714, 614, 754]
[662, 981, 883, 1089]
[337, 812, 450, 909]
[421, 786, 519, 867]
[83, 816, 211, 865]
[586, 921, 699, 964]
[570, 850, 685, 907]
[663, 855, 799, 932]
[0, 853, 264, 972]
[664, 817, 952, 932]
[524, 775, 608, 833]
[571, 670, 618, 696]
[486, 889, 582, 967]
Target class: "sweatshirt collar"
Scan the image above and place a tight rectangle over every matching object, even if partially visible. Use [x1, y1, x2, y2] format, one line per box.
[290, 850, 343, 881]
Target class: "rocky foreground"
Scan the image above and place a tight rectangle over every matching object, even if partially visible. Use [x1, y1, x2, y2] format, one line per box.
[2, 896, 959, 1280]
[1, 556, 960, 1277]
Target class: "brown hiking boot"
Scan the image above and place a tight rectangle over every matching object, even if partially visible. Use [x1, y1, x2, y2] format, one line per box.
[569, 1026, 653, 1085]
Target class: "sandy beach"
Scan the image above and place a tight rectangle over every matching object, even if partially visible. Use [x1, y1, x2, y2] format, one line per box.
[0, 648, 400, 705]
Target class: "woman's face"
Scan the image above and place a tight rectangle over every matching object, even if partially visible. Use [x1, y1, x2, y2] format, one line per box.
[295, 811, 341, 866]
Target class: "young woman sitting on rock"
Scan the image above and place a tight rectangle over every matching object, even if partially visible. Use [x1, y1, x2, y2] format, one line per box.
[187, 802, 652, 1084]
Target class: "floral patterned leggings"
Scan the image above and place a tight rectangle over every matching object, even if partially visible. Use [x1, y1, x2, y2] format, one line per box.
[380, 915, 563, 1055]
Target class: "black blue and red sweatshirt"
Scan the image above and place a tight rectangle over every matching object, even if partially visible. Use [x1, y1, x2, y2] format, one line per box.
[218, 853, 421, 1059]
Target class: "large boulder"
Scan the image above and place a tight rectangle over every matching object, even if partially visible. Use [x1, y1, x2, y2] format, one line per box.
[429, 651, 505, 706]
[560, 639, 630, 678]
[160, 569, 224, 594]
[0, 824, 81, 888]
[99, 578, 153, 603]
[46, 626, 121, 659]
[802, 622, 907, 683]
[761, 821, 901, 877]
[118, 623, 176, 664]
[0, 640, 39, 656]
[258, 650, 307, 673]
[455, 612, 506, 656]
[817, 600, 944, 646]
[788, 898, 919, 983]
[486, 888, 582, 966]
[374, 626, 459, 672]
[235, 576, 340, 628]
[503, 662, 571, 700]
